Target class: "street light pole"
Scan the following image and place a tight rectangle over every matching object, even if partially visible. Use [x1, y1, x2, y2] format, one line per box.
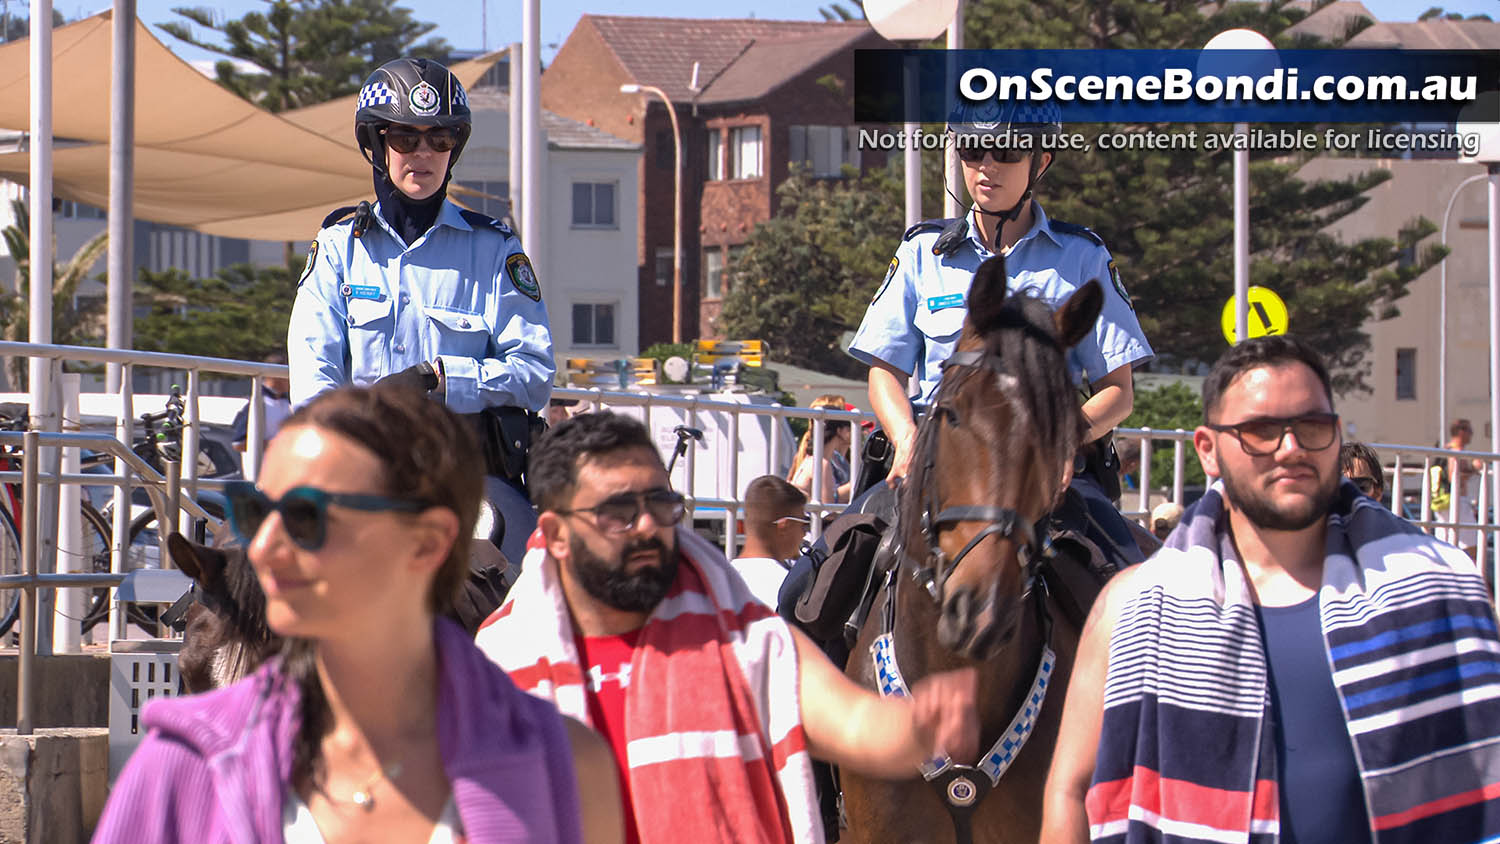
[621, 84, 683, 344]
[1441, 172, 1486, 442]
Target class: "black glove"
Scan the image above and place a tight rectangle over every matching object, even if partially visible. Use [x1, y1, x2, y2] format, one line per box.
[377, 362, 439, 395]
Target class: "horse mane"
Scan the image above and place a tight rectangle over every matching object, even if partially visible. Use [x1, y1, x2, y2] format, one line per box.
[899, 289, 1085, 535]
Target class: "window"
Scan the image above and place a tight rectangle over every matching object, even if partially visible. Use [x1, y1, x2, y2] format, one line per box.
[456, 180, 510, 219]
[655, 248, 674, 287]
[52, 198, 104, 219]
[572, 303, 617, 347]
[727, 245, 746, 292]
[788, 125, 860, 177]
[1396, 347, 1416, 400]
[571, 182, 617, 228]
[703, 247, 725, 300]
[730, 126, 762, 180]
[656, 129, 673, 170]
[707, 129, 724, 181]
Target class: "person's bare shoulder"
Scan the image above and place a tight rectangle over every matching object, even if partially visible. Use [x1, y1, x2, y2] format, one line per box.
[563, 716, 625, 844]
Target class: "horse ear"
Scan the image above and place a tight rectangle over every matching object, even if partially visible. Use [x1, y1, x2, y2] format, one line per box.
[1055, 279, 1104, 350]
[965, 255, 1010, 335]
[167, 532, 227, 586]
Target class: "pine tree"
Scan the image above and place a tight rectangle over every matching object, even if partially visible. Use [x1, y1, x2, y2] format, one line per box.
[159, 0, 448, 112]
[133, 262, 298, 363]
[744, 0, 1446, 393]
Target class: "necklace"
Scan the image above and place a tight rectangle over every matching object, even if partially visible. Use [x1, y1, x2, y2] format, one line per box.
[323, 759, 404, 812]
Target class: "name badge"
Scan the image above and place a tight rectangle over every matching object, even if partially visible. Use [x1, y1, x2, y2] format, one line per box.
[926, 294, 965, 311]
[346, 285, 382, 301]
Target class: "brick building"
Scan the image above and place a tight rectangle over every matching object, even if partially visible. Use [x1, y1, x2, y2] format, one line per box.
[542, 15, 891, 348]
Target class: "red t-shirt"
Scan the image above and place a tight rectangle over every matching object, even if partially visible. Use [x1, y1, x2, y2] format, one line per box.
[576, 629, 642, 844]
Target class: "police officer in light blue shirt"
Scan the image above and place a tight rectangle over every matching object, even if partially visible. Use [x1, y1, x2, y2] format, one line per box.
[849, 99, 1152, 561]
[289, 57, 553, 564]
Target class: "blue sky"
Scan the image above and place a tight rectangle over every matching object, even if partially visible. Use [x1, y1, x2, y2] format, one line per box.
[61, 0, 1496, 65]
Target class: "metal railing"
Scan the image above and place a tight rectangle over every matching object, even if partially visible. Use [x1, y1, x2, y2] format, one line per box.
[0, 340, 285, 736]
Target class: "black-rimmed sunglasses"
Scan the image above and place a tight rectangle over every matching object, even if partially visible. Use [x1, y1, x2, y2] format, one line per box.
[382, 126, 459, 154]
[1205, 412, 1341, 457]
[556, 488, 686, 534]
[956, 146, 1030, 165]
[224, 481, 431, 551]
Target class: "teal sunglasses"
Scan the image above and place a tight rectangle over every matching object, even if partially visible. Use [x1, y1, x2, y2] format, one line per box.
[224, 481, 430, 550]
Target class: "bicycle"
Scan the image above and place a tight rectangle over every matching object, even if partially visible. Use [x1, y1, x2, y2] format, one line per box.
[0, 407, 116, 639]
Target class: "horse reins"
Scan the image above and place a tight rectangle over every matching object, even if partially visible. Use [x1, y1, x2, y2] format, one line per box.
[871, 346, 1061, 844]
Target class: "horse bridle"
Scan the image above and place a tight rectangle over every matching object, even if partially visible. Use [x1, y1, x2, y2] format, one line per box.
[904, 348, 1044, 602]
[873, 345, 1060, 844]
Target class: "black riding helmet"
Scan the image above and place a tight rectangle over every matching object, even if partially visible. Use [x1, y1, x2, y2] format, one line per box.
[354, 58, 472, 181]
[948, 99, 1063, 225]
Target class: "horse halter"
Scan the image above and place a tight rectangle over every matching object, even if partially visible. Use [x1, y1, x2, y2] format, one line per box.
[906, 347, 1042, 602]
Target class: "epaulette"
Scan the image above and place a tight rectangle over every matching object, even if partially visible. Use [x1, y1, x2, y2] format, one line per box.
[902, 217, 954, 242]
[460, 208, 516, 238]
[1049, 219, 1106, 248]
[321, 201, 374, 238]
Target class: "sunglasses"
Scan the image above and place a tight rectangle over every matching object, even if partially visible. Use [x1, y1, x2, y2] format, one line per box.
[224, 481, 431, 551]
[382, 126, 459, 154]
[773, 515, 811, 527]
[1205, 412, 1340, 457]
[1349, 476, 1381, 497]
[956, 146, 1030, 165]
[557, 488, 686, 534]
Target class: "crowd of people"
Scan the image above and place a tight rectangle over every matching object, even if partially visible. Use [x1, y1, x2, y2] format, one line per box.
[88, 56, 1500, 844]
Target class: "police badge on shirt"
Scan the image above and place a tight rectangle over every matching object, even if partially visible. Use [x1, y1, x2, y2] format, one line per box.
[506, 253, 542, 302]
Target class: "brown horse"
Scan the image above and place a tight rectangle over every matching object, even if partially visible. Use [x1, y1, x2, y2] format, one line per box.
[841, 256, 1109, 844]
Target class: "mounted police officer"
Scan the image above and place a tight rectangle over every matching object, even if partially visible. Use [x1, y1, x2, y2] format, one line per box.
[849, 98, 1153, 566]
[288, 57, 554, 565]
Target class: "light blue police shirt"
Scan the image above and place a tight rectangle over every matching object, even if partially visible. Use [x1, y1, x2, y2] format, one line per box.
[288, 200, 556, 415]
[849, 202, 1152, 407]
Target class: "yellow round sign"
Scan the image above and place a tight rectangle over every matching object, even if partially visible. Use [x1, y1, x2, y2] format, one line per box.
[1221, 286, 1289, 345]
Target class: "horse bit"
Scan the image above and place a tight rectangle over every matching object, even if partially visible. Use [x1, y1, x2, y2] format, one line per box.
[869, 347, 1059, 844]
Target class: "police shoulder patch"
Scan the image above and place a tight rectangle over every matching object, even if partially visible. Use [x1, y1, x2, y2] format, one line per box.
[506, 252, 541, 301]
[298, 241, 318, 286]
[1108, 259, 1134, 311]
[872, 256, 899, 305]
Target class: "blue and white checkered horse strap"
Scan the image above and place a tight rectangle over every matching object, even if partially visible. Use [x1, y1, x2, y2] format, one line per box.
[870, 632, 1056, 787]
[358, 82, 398, 109]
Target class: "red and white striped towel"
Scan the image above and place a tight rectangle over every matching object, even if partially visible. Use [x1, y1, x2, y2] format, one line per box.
[476, 528, 823, 844]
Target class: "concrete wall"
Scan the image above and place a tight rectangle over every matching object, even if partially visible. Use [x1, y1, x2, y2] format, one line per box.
[546, 147, 642, 358]
[0, 653, 108, 729]
[0, 729, 108, 844]
[1298, 157, 1490, 450]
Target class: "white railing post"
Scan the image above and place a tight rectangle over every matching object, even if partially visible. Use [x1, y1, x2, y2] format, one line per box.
[1137, 432, 1152, 522]
[53, 372, 82, 653]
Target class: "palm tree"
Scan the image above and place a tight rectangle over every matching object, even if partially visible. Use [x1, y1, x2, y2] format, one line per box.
[0, 198, 110, 388]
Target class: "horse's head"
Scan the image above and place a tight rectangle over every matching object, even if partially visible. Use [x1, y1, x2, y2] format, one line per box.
[900, 255, 1102, 659]
[168, 532, 279, 693]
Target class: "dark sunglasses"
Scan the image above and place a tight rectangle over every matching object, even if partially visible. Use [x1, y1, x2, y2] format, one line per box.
[1205, 412, 1340, 457]
[1349, 476, 1381, 497]
[557, 488, 686, 534]
[382, 126, 459, 154]
[956, 146, 1030, 165]
[224, 481, 431, 551]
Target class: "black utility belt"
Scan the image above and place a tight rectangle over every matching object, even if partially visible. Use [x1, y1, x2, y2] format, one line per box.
[464, 406, 546, 482]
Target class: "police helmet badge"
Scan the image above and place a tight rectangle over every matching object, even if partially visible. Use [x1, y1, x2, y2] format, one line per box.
[506, 252, 542, 301]
[298, 241, 318, 286]
[1108, 260, 1134, 311]
[872, 256, 898, 305]
[410, 81, 440, 117]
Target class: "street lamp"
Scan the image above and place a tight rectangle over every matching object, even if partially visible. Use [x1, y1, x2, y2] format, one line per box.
[1202, 28, 1276, 345]
[1441, 173, 1486, 443]
[864, 0, 959, 228]
[621, 83, 683, 344]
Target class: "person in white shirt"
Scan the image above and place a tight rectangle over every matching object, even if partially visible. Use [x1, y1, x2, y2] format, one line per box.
[731, 476, 809, 608]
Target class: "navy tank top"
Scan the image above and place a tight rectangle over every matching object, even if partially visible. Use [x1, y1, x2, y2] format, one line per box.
[1256, 593, 1374, 844]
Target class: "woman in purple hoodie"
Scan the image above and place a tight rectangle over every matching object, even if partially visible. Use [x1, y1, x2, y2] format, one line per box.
[94, 384, 622, 843]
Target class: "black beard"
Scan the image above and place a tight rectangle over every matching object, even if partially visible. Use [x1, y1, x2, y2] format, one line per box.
[1220, 462, 1339, 532]
[567, 534, 679, 613]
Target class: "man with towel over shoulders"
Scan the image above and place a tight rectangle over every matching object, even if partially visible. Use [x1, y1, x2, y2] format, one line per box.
[477, 411, 979, 844]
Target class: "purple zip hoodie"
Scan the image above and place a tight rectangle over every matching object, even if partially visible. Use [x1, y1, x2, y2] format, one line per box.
[93, 618, 583, 843]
